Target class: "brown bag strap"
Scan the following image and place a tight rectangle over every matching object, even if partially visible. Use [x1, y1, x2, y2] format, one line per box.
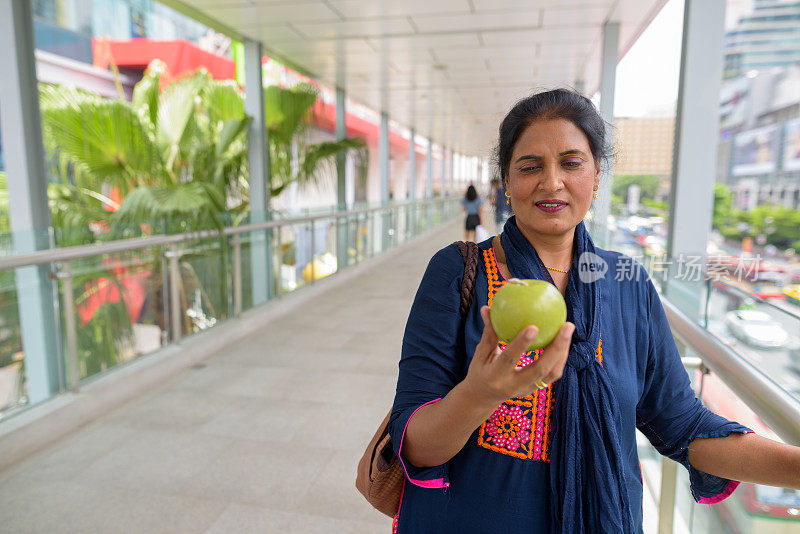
[454, 241, 481, 318]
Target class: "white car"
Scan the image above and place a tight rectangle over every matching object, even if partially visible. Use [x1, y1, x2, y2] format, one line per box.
[725, 310, 790, 350]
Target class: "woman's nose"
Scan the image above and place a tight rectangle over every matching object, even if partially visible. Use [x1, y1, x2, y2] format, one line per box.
[538, 166, 564, 192]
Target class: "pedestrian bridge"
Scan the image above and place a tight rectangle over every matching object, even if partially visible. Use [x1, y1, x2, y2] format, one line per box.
[0, 216, 463, 533]
[2, 208, 799, 533]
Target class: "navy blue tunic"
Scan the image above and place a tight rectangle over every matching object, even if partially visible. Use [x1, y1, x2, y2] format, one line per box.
[389, 239, 750, 533]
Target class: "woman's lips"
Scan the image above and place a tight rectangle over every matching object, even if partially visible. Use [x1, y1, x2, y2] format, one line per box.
[535, 201, 567, 213]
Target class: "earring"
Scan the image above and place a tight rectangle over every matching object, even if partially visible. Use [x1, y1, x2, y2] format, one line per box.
[593, 187, 598, 200]
[505, 191, 511, 206]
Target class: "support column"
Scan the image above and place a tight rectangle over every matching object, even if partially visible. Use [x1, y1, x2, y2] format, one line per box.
[440, 146, 447, 196]
[450, 150, 456, 194]
[408, 129, 417, 199]
[379, 112, 390, 204]
[244, 40, 271, 305]
[596, 21, 619, 248]
[0, 0, 61, 401]
[335, 87, 348, 265]
[426, 139, 434, 198]
[336, 87, 347, 209]
[379, 112, 391, 249]
[453, 153, 464, 189]
[666, 0, 727, 320]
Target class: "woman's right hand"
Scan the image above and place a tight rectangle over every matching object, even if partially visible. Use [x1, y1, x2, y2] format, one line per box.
[462, 305, 575, 408]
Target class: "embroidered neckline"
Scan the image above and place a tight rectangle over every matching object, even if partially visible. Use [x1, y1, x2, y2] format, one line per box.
[477, 248, 604, 462]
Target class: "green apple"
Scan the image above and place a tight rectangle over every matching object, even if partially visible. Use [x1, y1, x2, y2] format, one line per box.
[490, 278, 567, 350]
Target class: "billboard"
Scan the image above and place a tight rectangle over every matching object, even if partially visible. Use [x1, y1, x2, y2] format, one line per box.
[731, 125, 779, 176]
[783, 118, 800, 171]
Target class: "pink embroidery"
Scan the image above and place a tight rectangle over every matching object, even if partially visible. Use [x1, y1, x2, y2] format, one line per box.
[484, 404, 532, 451]
[397, 399, 449, 489]
[697, 480, 740, 504]
[532, 387, 548, 458]
[497, 342, 534, 368]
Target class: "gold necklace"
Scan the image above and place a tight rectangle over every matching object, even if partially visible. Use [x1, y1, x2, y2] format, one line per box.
[545, 265, 569, 273]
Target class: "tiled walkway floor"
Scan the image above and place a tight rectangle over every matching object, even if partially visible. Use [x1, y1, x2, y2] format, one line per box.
[0, 219, 464, 534]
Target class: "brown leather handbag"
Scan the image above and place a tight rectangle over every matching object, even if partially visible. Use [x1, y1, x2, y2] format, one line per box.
[355, 241, 481, 518]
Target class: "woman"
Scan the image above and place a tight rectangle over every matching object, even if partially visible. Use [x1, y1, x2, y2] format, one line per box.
[461, 184, 483, 242]
[389, 89, 800, 533]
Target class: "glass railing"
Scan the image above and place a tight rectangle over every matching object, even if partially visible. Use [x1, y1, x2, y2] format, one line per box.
[0, 197, 460, 419]
[600, 222, 800, 533]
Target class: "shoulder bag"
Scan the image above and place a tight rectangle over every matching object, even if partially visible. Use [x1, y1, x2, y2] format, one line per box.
[355, 240, 481, 517]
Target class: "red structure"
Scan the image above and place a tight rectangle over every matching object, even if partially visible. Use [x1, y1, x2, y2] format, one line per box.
[92, 38, 236, 82]
[92, 38, 426, 157]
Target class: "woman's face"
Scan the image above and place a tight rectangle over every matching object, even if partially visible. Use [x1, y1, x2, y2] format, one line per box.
[505, 118, 600, 241]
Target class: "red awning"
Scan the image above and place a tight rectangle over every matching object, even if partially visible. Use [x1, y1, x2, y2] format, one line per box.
[91, 38, 423, 156]
[92, 38, 235, 81]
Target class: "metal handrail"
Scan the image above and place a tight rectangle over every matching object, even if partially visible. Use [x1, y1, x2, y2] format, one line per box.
[663, 296, 800, 446]
[0, 197, 453, 271]
[655, 297, 800, 533]
[2, 196, 459, 395]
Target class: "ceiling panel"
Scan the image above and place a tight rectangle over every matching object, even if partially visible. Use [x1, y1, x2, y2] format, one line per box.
[292, 18, 416, 39]
[433, 45, 536, 62]
[367, 33, 482, 51]
[411, 10, 542, 34]
[204, 2, 341, 27]
[472, 0, 611, 10]
[189, 0, 321, 7]
[243, 25, 308, 44]
[541, 6, 608, 27]
[172, 0, 667, 154]
[328, 0, 471, 19]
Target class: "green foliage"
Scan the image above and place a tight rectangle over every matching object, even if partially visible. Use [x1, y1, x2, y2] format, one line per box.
[33, 60, 368, 386]
[264, 83, 319, 145]
[41, 67, 253, 239]
[612, 174, 659, 202]
[0, 172, 8, 236]
[746, 204, 800, 248]
[712, 183, 800, 249]
[75, 300, 135, 378]
[0, 174, 21, 377]
[40, 85, 162, 193]
[42, 62, 366, 238]
[131, 59, 164, 130]
[265, 83, 367, 198]
[641, 198, 668, 214]
[712, 183, 734, 232]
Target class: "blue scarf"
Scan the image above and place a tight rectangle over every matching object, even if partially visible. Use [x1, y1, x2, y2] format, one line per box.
[499, 216, 634, 533]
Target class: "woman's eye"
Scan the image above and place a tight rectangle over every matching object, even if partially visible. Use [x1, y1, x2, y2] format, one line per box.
[563, 161, 582, 168]
[520, 166, 541, 173]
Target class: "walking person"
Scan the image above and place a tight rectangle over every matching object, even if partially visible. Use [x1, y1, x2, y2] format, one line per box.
[461, 185, 484, 242]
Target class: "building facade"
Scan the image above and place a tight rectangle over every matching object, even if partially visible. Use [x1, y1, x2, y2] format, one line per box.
[614, 117, 675, 200]
[724, 0, 800, 80]
[719, 0, 800, 211]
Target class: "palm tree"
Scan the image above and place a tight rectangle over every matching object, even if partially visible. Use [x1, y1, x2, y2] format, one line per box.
[36, 60, 366, 380]
[0, 173, 25, 410]
[40, 60, 250, 238]
[264, 82, 366, 199]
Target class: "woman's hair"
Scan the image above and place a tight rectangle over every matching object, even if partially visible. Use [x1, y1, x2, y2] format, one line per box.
[465, 185, 478, 201]
[495, 88, 611, 180]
